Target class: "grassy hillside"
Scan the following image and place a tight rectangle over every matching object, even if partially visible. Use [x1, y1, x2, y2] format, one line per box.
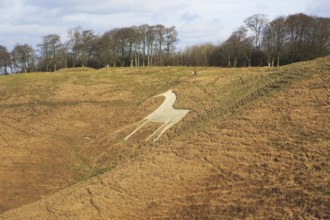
[0, 57, 329, 219]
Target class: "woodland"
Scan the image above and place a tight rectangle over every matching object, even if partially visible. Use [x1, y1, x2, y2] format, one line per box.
[0, 13, 329, 74]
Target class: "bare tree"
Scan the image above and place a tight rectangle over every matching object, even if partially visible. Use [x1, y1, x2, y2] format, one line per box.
[270, 16, 286, 67]
[11, 44, 34, 73]
[241, 36, 254, 67]
[126, 27, 140, 67]
[0, 45, 10, 75]
[67, 26, 83, 67]
[146, 25, 156, 66]
[244, 14, 268, 52]
[81, 30, 97, 67]
[221, 26, 251, 67]
[38, 34, 62, 71]
[263, 24, 276, 67]
[138, 24, 149, 67]
[312, 17, 330, 58]
[66, 27, 98, 67]
[154, 24, 165, 65]
[164, 26, 179, 65]
[285, 13, 314, 62]
[95, 31, 118, 67]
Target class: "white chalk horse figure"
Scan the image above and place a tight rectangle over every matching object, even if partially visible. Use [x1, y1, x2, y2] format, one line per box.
[124, 89, 189, 142]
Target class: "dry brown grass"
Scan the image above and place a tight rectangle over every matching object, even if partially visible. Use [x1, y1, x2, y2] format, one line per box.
[0, 57, 329, 219]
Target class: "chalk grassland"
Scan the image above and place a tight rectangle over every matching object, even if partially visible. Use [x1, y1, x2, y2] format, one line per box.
[0, 57, 329, 219]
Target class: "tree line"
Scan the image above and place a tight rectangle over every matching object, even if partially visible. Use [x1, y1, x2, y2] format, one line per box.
[0, 13, 329, 74]
[182, 13, 330, 67]
[0, 24, 179, 74]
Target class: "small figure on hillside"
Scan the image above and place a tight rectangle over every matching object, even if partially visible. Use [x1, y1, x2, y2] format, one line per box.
[192, 70, 197, 76]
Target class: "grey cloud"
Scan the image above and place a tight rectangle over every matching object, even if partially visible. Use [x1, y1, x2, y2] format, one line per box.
[181, 11, 201, 21]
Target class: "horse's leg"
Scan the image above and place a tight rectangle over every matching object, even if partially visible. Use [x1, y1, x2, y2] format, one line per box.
[153, 120, 178, 142]
[112, 117, 149, 136]
[124, 119, 149, 140]
[146, 121, 168, 141]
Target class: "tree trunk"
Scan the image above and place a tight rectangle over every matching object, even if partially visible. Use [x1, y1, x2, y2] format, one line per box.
[65, 54, 68, 68]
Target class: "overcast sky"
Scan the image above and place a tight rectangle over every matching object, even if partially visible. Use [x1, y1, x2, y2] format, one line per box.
[0, 0, 329, 51]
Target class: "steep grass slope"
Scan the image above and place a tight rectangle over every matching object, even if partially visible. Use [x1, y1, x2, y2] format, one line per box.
[0, 57, 329, 219]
